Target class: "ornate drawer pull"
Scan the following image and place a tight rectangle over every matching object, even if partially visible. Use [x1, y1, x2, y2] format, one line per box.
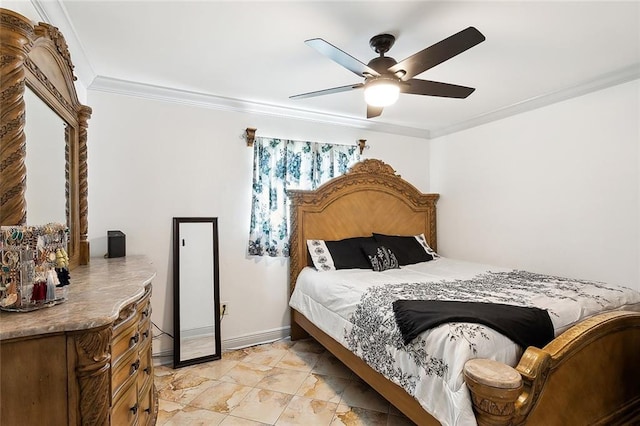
[144, 367, 151, 374]
[129, 333, 139, 347]
[130, 403, 138, 415]
[130, 359, 140, 374]
[142, 308, 149, 318]
[142, 330, 149, 339]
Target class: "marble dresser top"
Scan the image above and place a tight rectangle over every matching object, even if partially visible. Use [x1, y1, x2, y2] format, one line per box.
[0, 255, 156, 340]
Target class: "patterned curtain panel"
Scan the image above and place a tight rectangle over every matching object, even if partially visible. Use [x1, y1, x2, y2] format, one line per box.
[248, 137, 361, 257]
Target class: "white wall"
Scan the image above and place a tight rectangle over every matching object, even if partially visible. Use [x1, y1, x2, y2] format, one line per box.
[86, 90, 429, 355]
[430, 79, 639, 291]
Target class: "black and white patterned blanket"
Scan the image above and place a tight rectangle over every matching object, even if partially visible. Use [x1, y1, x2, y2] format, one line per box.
[290, 259, 640, 426]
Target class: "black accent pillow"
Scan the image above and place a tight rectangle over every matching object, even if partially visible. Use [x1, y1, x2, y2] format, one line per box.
[372, 233, 434, 266]
[361, 243, 399, 272]
[307, 236, 376, 271]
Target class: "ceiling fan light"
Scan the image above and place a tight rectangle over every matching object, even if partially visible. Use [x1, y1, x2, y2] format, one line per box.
[364, 79, 400, 107]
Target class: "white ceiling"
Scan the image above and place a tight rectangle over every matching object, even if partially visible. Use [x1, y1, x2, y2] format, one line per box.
[10, 1, 640, 138]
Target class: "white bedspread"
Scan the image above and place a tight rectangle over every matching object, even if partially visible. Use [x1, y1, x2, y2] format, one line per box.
[288, 257, 640, 426]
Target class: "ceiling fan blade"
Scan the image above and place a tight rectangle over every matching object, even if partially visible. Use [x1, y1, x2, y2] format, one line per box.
[389, 27, 485, 80]
[305, 38, 380, 78]
[367, 105, 383, 119]
[290, 83, 364, 100]
[402, 79, 475, 98]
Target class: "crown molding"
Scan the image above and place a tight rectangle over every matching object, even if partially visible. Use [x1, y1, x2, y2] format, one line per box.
[429, 63, 640, 139]
[90, 63, 639, 142]
[89, 76, 431, 139]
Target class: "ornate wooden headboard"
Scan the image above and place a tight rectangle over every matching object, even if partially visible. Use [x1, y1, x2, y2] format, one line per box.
[287, 159, 439, 293]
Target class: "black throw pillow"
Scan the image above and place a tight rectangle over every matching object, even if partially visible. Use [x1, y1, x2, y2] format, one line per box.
[372, 233, 434, 266]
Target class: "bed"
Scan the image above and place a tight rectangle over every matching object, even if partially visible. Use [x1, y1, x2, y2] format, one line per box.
[287, 159, 640, 426]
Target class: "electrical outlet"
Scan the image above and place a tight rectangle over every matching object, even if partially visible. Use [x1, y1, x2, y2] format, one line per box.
[221, 301, 229, 316]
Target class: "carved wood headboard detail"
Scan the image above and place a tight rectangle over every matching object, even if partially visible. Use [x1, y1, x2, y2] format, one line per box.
[0, 8, 91, 267]
[287, 158, 439, 293]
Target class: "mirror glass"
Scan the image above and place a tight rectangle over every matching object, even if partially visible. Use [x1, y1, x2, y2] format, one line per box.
[173, 217, 221, 368]
[24, 86, 67, 225]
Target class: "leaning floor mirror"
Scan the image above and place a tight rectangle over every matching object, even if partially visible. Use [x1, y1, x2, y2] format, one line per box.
[173, 217, 221, 368]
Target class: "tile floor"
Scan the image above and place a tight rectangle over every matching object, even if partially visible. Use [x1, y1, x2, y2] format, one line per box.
[155, 338, 416, 425]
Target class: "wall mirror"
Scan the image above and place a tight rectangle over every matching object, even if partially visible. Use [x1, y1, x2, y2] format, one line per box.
[173, 217, 221, 368]
[0, 8, 91, 268]
[24, 86, 67, 225]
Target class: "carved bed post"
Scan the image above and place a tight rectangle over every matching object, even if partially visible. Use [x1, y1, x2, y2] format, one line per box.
[464, 358, 524, 426]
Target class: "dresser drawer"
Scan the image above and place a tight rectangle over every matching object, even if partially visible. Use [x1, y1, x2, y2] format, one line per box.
[137, 338, 153, 391]
[112, 319, 140, 365]
[111, 377, 138, 426]
[136, 289, 152, 318]
[112, 349, 140, 399]
[139, 317, 151, 346]
[137, 379, 155, 426]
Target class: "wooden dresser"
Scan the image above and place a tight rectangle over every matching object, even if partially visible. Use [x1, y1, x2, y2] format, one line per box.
[0, 256, 158, 425]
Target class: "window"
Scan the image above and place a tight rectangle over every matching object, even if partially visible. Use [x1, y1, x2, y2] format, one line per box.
[248, 137, 360, 257]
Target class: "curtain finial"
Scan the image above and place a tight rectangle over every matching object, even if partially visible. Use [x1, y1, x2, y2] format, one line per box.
[246, 128, 257, 147]
[358, 139, 367, 155]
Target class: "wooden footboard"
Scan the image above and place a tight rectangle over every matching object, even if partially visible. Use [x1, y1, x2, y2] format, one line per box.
[465, 310, 640, 425]
[294, 309, 640, 426]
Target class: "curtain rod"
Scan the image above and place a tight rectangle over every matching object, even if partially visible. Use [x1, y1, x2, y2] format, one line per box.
[244, 127, 368, 154]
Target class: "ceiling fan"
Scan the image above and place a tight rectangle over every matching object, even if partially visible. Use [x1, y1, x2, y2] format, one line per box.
[290, 27, 486, 119]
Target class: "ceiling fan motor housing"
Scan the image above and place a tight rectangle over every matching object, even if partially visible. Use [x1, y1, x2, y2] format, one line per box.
[366, 56, 399, 76]
[369, 33, 396, 55]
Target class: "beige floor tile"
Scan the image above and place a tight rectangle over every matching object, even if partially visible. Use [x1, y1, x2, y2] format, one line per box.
[296, 373, 350, 404]
[269, 337, 295, 351]
[276, 350, 321, 372]
[223, 348, 252, 361]
[219, 361, 273, 387]
[331, 404, 389, 426]
[229, 388, 292, 424]
[275, 395, 338, 425]
[190, 358, 239, 380]
[313, 353, 356, 379]
[219, 415, 270, 425]
[243, 347, 289, 367]
[157, 373, 215, 406]
[255, 367, 308, 394]
[156, 399, 185, 425]
[189, 380, 254, 414]
[163, 406, 227, 426]
[155, 365, 199, 391]
[340, 381, 390, 413]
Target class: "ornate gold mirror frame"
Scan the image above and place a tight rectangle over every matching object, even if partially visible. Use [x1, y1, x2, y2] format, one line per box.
[0, 8, 91, 267]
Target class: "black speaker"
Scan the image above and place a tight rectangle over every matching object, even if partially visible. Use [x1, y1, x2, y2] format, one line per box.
[107, 230, 126, 258]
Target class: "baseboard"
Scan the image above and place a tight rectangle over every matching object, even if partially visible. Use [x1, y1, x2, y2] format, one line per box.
[182, 326, 214, 339]
[152, 326, 291, 366]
